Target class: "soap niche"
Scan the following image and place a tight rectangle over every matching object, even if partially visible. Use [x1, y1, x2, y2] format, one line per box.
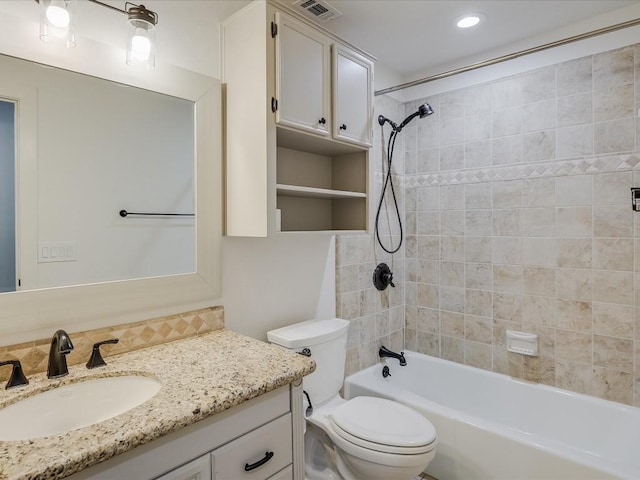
[276, 145, 368, 232]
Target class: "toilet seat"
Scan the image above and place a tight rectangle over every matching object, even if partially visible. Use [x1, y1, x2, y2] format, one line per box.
[328, 396, 437, 455]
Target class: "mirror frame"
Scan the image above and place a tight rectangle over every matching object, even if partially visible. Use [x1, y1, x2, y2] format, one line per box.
[0, 10, 222, 346]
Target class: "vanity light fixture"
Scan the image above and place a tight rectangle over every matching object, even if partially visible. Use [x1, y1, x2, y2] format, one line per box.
[35, 0, 159, 70]
[37, 0, 76, 48]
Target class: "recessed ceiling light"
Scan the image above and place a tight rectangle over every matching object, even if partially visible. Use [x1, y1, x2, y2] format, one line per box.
[456, 14, 484, 29]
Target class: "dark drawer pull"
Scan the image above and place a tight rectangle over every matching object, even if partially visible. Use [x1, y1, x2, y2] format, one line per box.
[244, 451, 274, 472]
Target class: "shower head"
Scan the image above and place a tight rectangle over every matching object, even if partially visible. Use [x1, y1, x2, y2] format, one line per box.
[377, 103, 434, 133]
[417, 103, 434, 118]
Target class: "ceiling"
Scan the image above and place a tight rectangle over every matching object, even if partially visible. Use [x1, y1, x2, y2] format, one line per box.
[301, 0, 639, 83]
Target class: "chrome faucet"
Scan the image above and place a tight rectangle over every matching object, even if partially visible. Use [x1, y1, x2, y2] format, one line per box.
[379, 345, 407, 366]
[47, 330, 74, 379]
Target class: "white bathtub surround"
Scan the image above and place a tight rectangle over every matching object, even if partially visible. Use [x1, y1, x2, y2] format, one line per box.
[336, 42, 640, 407]
[345, 351, 639, 480]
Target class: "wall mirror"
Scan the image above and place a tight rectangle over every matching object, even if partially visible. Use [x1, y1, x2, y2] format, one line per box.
[0, 11, 222, 346]
[1, 53, 196, 293]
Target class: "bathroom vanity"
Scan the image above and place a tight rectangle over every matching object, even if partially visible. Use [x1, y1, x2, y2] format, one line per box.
[0, 330, 314, 480]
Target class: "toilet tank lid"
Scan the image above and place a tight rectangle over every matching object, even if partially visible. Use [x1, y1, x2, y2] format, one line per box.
[267, 318, 349, 348]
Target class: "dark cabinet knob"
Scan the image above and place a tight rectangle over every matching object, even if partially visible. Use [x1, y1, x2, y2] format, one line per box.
[340, 124, 347, 130]
[319, 117, 326, 125]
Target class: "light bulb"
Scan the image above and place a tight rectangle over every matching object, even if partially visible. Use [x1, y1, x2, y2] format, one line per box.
[45, 5, 70, 28]
[131, 34, 151, 62]
[457, 15, 480, 28]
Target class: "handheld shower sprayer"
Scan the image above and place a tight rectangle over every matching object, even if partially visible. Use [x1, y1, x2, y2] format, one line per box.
[374, 103, 435, 290]
[377, 103, 434, 133]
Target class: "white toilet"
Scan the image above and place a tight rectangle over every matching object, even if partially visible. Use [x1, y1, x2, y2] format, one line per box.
[268, 318, 437, 480]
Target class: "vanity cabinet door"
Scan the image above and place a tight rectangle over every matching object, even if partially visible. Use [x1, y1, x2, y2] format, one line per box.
[332, 44, 373, 147]
[275, 12, 331, 136]
[211, 413, 292, 479]
[154, 454, 211, 480]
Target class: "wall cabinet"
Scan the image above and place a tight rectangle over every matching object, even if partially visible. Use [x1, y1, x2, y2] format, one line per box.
[69, 385, 304, 480]
[223, 2, 373, 236]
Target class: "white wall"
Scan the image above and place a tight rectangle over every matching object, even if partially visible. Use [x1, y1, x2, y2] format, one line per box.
[0, 100, 15, 293]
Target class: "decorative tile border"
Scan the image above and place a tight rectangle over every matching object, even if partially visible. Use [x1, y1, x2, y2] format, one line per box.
[373, 151, 640, 187]
[0, 306, 224, 381]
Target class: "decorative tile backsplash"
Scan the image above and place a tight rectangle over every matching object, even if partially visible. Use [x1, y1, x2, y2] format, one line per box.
[0, 306, 224, 381]
[338, 43, 640, 406]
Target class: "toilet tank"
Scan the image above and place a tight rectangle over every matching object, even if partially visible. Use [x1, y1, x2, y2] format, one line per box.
[268, 318, 349, 407]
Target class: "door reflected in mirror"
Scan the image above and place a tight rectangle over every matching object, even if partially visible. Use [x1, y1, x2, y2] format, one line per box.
[1, 54, 195, 293]
[0, 99, 16, 292]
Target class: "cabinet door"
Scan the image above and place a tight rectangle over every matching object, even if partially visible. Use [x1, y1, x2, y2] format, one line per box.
[155, 455, 211, 480]
[332, 44, 373, 147]
[275, 12, 330, 136]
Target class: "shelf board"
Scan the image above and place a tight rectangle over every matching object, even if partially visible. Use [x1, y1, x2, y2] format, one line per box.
[276, 184, 366, 199]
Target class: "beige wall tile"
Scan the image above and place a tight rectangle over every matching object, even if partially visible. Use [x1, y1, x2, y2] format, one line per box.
[493, 209, 522, 236]
[556, 207, 592, 237]
[556, 299, 592, 332]
[523, 237, 557, 267]
[556, 360, 592, 395]
[522, 178, 555, 207]
[417, 308, 439, 334]
[441, 336, 464, 363]
[523, 99, 556, 133]
[465, 315, 493, 344]
[417, 236, 440, 260]
[466, 210, 493, 236]
[523, 266, 556, 296]
[594, 118, 635, 154]
[492, 135, 523, 165]
[593, 303, 633, 338]
[464, 341, 492, 369]
[493, 180, 523, 208]
[493, 318, 523, 347]
[593, 270, 634, 305]
[593, 205, 633, 237]
[556, 330, 592, 364]
[465, 236, 492, 263]
[555, 175, 593, 206]
[593, 47, 634, 90]
[441, 286, 465, 313]
[494, 293, 523, 322]
[594, 335, 633, 372]
[556, 268, 593, 301]
[441, 235, 465, 261]
[492, 237, 523, 265]
[556, 124, 594, 158]
[493, 347, 524, 378]
[465, 183, 493, 210]
[494, 265, 523, 294]
[521, 295, 558, 327]
[465, 289, 493, 317]
[557, 238, 592, 268]
[557, 92, 592, 127]
[441, 261, 464, 287]
[593, 171, 632, 205]
[522, 67, 556, 104]
[592, 366, 633, 404]
[416, 331, 440, 356]
[523, 130, 555, 162]
[440, 144, 464, 171]
[441, 311, 464, 338]
[593, 238, 634, 271]
[465, 262, 492, 290]
[557, 57, 592, 96]
[522, 207, 555, 236]
[441, 210, 465, 235]
[593, 84, 635, 122]
[417, 283, 439, 309]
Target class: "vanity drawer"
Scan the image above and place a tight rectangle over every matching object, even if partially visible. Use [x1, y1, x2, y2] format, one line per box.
[268, 465, 293, 480]
[212, 413, 292, 479]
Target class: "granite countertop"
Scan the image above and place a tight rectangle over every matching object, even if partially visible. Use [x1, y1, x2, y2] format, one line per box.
[0, 329, 315, 480]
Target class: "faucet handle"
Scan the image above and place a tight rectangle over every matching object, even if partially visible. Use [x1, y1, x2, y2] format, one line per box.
[0, 359, 29, 390]
[86, 338, 119, 369]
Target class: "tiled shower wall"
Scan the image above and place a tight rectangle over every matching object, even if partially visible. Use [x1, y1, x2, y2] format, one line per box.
[337, 94, 406, 377]
[338, 43, 640, 406]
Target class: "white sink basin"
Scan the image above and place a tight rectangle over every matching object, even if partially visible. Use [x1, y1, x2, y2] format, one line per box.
[0, 375, 161, 441]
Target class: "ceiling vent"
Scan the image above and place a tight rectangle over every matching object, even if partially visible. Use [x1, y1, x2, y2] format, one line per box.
[291, 0, 342, 23]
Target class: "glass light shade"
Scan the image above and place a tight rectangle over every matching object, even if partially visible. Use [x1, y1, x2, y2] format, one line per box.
[39, 0, 76, 48]
[126, 19, 156, 70]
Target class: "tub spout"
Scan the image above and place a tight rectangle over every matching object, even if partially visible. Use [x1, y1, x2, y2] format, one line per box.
[379, 346, 406, 366]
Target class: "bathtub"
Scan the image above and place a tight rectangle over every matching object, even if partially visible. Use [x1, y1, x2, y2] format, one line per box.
[343, 351, 640, 480]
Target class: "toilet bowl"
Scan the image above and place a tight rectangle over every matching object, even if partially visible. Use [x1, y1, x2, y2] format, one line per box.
[268, 318, 437, 480]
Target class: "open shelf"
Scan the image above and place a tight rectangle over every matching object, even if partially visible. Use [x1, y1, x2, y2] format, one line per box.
[276, 184, 366, 199]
